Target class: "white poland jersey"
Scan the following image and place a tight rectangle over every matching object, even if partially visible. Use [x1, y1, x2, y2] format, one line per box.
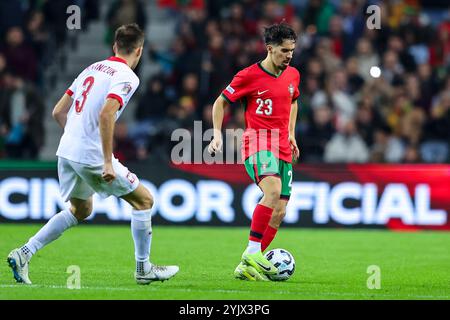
[56, 56, 139, 166]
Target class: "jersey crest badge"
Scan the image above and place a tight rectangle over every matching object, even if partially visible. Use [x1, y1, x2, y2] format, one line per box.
[288, 84, 295, 97]
[122, 82, 132, 95]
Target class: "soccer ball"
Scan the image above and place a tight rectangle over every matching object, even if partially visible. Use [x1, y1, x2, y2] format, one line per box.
[264, 248, 296, 281]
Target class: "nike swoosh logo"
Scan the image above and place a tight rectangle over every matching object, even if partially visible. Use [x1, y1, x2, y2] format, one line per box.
[257, 90, 269, 95]
[256, 261, 272, 272]
[17, 253, 26, 268]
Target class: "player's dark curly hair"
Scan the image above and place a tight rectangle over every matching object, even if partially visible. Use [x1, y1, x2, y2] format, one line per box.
[114, 23, 145, 55]
[263, 22, 297, 46]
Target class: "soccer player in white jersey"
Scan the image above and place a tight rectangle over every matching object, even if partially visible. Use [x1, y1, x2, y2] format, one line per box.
[6, 24, 179, 285]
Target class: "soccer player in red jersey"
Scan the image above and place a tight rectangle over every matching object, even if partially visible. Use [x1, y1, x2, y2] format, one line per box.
[208, 23, 300, 281]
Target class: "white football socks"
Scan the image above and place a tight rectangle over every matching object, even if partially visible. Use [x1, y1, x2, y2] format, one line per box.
[20, 207, 154, 274]
[246, 240, 262, 254]
[21, 209, 78, 260]
[131, 209, 152, 274]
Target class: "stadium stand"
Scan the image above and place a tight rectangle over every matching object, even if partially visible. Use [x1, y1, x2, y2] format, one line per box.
[0, 0, 449, 163]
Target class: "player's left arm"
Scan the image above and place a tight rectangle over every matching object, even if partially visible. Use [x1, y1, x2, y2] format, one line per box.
[53, 76, 80, 128]
[52, 93, 73, 129]
[289, 99, 300, 160]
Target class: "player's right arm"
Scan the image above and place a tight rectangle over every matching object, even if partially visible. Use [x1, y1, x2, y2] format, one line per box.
[100, 71, 139, 182]
[99, 98, 121, 183]
[52, 93, 73, 129]
[208, 95, 229, 154]
[208, 69, 251, 155]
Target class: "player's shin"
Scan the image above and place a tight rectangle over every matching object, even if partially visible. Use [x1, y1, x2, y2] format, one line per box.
[247, 204, 273, 254]
[261, 225, 278, 252]
[21, 209, 78, 260]
[131, 209, 153, 274]
[241, 204, 278, 275]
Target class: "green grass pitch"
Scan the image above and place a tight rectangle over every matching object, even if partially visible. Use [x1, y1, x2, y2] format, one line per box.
[0, 224, 449, 300]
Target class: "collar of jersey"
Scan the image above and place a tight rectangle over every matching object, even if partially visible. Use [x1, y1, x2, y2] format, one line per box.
[107, 56, 128, 66]
[257, 62, 284, 78]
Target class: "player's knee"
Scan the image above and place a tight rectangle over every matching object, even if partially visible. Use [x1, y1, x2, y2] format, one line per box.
[70, 203, 92, 221]
[142, 193, 154, 210]
[134, 191, 154, 211]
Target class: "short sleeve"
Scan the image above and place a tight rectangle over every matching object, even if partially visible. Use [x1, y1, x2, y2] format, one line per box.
[107, 72, 139, 110]
[66, 78, 77, 97]
[221, 69, 251, 104]
[292, 71, 300, 102]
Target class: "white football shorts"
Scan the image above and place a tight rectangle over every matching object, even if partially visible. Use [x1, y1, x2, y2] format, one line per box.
[57, 157, 140, 201]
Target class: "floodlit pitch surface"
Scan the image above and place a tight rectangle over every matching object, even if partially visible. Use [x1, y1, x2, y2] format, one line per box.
[0, 224, 449, 300]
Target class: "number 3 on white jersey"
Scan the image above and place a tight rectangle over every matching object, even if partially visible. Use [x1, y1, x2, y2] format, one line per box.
[75, 76, 95, 114]
[256, 98, 273, 115]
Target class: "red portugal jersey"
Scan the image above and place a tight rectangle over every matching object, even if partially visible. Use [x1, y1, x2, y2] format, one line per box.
[221, 62, 300, 163]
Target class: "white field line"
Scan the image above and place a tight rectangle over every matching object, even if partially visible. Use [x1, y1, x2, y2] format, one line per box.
[0, 284, 449, 299]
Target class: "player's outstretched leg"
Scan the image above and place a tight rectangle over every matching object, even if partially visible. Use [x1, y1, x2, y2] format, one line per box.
[122, 183, 179, 285]
[6, 197, 91, 284]
[240, 176, 280, 276]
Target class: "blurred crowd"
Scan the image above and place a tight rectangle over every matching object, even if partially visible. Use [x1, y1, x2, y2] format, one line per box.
[1, 0, 449, 164]
[0, 0, 99, 159]
[130, 0, 450, 164]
